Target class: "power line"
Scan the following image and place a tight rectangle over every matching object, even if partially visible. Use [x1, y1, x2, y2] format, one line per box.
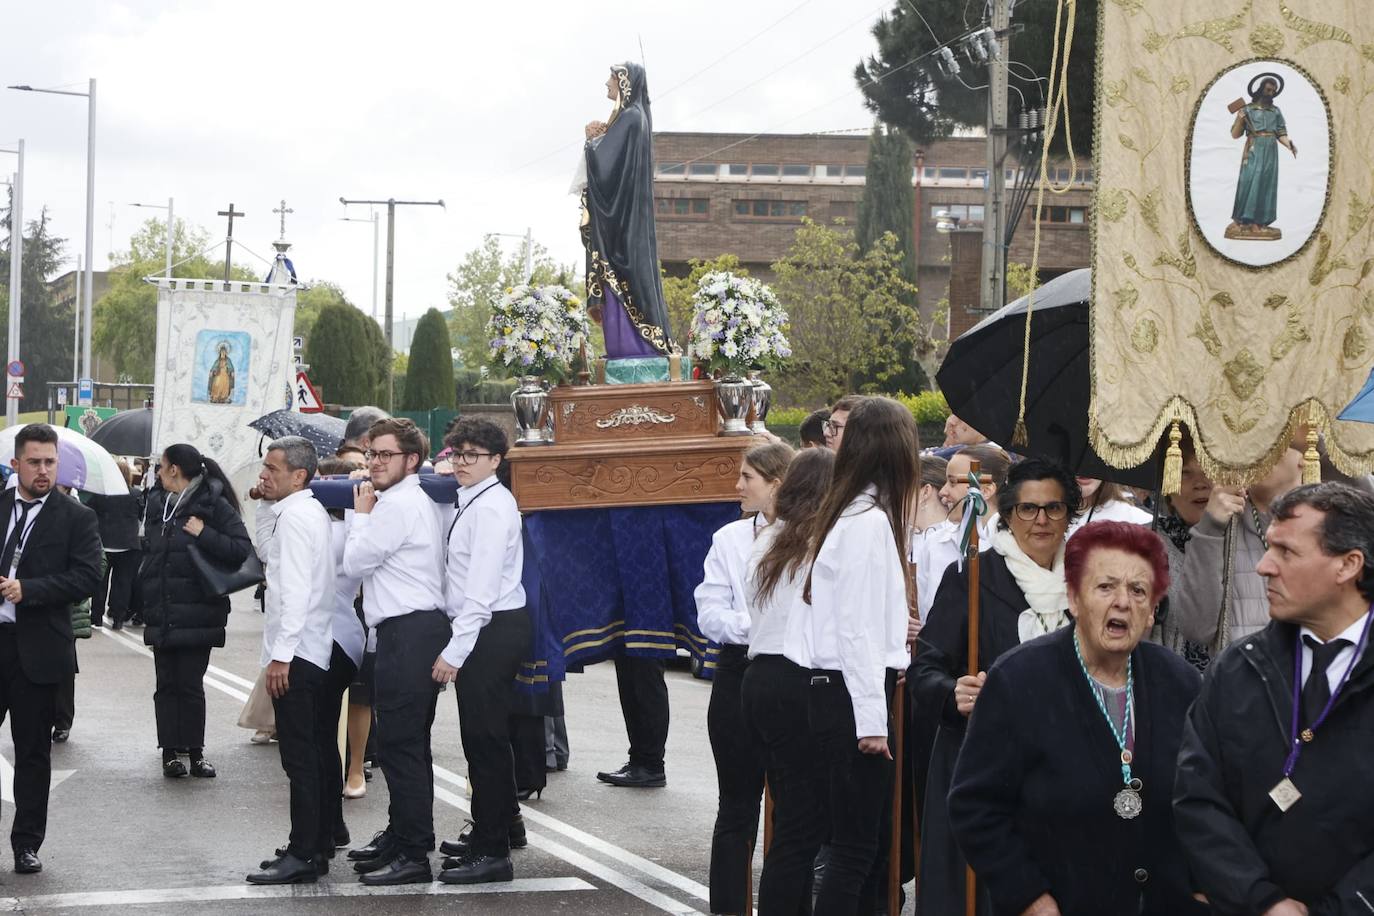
[655, 0, 817, 101]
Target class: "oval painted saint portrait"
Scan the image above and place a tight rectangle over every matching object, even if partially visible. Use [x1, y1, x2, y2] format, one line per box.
[1187, 59, 1332, 268]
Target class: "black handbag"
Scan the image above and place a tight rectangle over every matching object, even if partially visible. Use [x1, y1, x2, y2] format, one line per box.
[187, 541, 264, 597]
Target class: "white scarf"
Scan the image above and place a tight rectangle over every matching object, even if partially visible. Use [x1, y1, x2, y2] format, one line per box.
[990, 526, 1070, 642]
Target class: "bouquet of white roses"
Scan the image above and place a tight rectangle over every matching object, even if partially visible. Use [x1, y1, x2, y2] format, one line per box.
[487, 284, 591, 381]
[689, 271, 791, 377]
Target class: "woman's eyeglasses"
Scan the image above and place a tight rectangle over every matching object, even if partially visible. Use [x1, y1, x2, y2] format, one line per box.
[823, 420, 845, 435]
[1012, 501, 1069, 521]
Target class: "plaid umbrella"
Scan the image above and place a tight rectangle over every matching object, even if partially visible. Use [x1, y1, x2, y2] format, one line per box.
[248, 409, 346, 459]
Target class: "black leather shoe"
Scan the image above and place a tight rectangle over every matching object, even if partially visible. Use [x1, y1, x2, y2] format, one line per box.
[348, 829, 396, 861]
[261, 853, 331, 875]
[333, 824, 350, 848]
[14, 849, 41, 874]
[439, 817, 527, 858]
[51, 728, 70, 743]
[599, 764, 666, 788]
[189, 759, 216, 778]
[439, 853, 513, 885]
[163, 758, 188, 778]
[247, 853, 317, 885]
[358, 854, 431, 886]
[353, 847, 400, 874]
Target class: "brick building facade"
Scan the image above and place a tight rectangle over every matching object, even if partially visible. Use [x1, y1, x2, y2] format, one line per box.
[652, 131, 1092, 339]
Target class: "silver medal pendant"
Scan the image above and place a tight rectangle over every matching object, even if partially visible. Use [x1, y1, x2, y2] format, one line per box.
[1269, 777, 1302, 812]
[1113, 787, 1143, 819]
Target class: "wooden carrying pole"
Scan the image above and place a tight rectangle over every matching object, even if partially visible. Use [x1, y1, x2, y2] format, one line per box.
[964, 459, 984, 916]
[887, 567, 919, 914]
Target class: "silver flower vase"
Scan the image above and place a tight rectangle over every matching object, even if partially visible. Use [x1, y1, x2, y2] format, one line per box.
[749, 372, 772, 434]
[510, 376, 554, 446]
[715, 375, 753, 436]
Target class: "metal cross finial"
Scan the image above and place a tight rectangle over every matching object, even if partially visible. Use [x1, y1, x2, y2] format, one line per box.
[217, 202, 245, 282]
[273, 199, 293, 239]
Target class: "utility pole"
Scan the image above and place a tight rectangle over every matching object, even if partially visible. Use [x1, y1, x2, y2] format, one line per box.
[981, 0, 1011, 312]
[2, 141, 24, 427]
[338, 196, 445, 407]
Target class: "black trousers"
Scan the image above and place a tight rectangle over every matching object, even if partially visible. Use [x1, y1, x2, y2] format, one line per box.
[456, 608, 532, 857]
[708, 645, 767, 915]
[511, 713, 547, 794]
[614, 654, 669, 771]
[0, 626, 57, 854]
[54, 669, 75, 732]
[271, 657, 329, 860]
[373, 609, 450, 861]
[742, 654, 823, 916]
[811, 669, 897, 916]
[320, 642, 357, 842]
[153, 646, 211, 750]
[95, 550, 141, 624]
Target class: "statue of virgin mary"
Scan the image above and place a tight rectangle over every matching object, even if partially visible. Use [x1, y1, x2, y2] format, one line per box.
[580, 63, 676, 358]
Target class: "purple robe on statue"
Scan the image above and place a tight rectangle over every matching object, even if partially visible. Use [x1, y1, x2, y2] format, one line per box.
[601, 287, 659, 359]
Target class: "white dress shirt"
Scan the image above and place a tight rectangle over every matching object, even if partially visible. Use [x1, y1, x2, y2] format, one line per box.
[694, 517, 765, 646]
[1300, 609, 1371, 694]
[343, 474, 445, 629]
[912, 515, 995, 622]
[0, 492, 48, 624]
[329, 517, 366, 668]
[745, 521, 804, 659]
[441, 477, 526, 668]
[256, 489, 336, 671]
[1067, 498, 1151, 539]
[785, 488, 910, 739]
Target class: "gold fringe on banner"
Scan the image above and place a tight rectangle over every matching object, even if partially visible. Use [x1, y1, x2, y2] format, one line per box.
[1162, 420, 1184, 496]
[1303, 402, 1322, 485]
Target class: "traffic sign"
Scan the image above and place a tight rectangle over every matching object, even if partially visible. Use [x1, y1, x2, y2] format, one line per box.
[6, 360, 23, 378]
[7, 383, 23, 400]
[57, 388, 67, 406]
[292, 336, 305, 351]
[77, 377, 93, 406]
[295, 371, 323, 413]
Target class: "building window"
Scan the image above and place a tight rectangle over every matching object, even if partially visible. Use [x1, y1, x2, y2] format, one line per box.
[830, 200, 857, 221]
[782, 163, 811, 177]
[843, 165, 866, 178]
[824, 164, 846, 178]
[751, 164, 780, 177]
[1035, 205, 1088, 224]
[657, 162, 686, 175]
[656, 197, 710, 219]
[924, 167, 938, 180]
[727, 163, 749, 176]
[938, 167, 968, 181]
[733, 199, 808, 220]
[929, 203, 984, 225]
[689, 163, 718, 177]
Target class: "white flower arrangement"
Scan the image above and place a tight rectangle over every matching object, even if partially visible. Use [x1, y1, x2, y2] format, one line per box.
[487, 284, 591, 381]
[688, 271, 791, 377]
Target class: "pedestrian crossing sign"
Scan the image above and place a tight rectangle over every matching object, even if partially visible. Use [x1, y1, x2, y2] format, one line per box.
[294, 372, 322, 413]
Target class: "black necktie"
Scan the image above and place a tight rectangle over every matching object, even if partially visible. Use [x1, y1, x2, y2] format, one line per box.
[1302, 634, 1353, 727]
[0, 500, 36, 576]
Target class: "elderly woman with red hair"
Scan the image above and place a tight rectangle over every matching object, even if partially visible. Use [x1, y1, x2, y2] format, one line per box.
[946, 522, 1208, 916]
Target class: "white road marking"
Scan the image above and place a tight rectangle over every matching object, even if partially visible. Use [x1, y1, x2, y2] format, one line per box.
[0, 756, 74, 803]
[96, 625, 707, 915]
[432, 764, 712, 903]
[0, 876, 594, 910]
[95, 626, 250, 702]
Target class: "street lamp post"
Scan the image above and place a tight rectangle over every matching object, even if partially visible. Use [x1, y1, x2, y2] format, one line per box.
[0, 140, 24, 427]
[340, 210, 380, 321]
[9, 79, 97, 384]
[494, 228, 535, 284]
[129, 197, 174, 277]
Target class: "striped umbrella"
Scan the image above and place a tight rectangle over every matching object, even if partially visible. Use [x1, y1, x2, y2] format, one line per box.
[0, 424, 128, 495]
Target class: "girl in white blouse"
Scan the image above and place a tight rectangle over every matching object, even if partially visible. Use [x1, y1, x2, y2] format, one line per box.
[694, 442, 793, 916]
[789, 396, 920, 914]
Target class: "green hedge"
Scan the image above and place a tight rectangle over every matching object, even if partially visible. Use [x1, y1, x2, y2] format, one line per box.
[767, 392, 949, 427]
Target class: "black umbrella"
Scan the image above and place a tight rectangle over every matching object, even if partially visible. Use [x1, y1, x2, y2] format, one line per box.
[248, 409, 347, 459]
[935, 269, 1160, 489]
[88, 407, 154, 457]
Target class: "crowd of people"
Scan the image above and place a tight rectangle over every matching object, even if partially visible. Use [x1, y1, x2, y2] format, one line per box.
[2, 393, 1374, 914]
[696, 397, 1374, 916]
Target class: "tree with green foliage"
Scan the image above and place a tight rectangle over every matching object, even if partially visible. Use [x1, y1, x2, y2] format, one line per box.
[93, 218, 257, 382]
[856, 123, 916, 284]
[306, 301, 392, 408]
[294, 281, 351, 341]
[770, 219, 923, 407]
[401, 308, 456, 410]
[661, 255, 750, 347]
[0, 201, 74, 411]
[855, 1, 1095, 152]
[447, 235, 595, 368]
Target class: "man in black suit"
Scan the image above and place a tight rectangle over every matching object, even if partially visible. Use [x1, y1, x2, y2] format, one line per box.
[0, 424, 101, 875]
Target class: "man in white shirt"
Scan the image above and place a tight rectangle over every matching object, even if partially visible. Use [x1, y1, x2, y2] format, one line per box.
[430, 418, 529, 886]
[1176, 482, 1374, 914]
[246, 437, 337, 886]
[341, 419, 447, 886]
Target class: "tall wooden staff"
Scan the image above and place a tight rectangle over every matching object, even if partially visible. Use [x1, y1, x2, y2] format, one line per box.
[964, 459, 985, 916]
[887, 562, 919, 914]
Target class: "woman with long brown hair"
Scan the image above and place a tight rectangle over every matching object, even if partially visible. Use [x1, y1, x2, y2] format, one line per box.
[791, 396, 920, 914]
[694, 441, 794, 916]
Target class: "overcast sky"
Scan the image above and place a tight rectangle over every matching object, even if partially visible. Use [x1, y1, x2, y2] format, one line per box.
[3, 0, 892, 324]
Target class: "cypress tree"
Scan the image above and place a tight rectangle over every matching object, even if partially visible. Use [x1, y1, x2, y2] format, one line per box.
[856, 123, 917, 284]
[401, 308, 456, 410]
[306, 302, 385, 407]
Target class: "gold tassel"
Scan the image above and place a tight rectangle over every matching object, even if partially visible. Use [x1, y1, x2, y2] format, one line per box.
[1162, 420, 1183, 496]
[1303, 412, 1321, 485]
[1012, 417, 1029, 447]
